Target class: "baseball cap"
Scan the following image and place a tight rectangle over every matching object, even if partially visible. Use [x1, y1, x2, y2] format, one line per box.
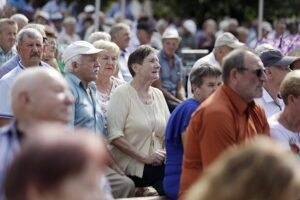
[36, 10, 49, 21]
[259, 49, 299, 67]
[215, 32, 245, 49]
[62, 41, 103, 64]
[183, 19, 196, 35]
[50, 12, 63, 21]
[162, 28, 181, 41]
[137, 22, 155, 33]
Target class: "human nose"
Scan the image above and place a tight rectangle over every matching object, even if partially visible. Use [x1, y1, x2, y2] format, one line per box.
[260, 70, 267, 81]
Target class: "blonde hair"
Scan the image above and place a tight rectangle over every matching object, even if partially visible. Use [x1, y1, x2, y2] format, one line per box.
[93, 40, 119, 58]
[280, 70, 300, 105]
[185, 136, 300, 200]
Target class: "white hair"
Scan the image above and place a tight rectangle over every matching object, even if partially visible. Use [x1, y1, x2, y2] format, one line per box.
[63, 16, 76, 25]
[88, 31, 111, 43]
[64, 55, 82, 73]
[10, 14, 29, 24]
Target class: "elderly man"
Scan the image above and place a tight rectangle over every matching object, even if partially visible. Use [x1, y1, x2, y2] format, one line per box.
[179, 49, 270, 199]
[0, 68, 74, 200]
[62, 41, 135, 198]
[63, 41, 104, 134]
[0, 24, 48, 79]
[109, 23, 132, 82]
[269, 70, 300, 157]
[187, 32, 244, 97]
[128, 21, 155, 53]
[153, 28, 186, 112]
[0, 19, 18, 66]
[255, 49, 298, 118]
[0, 28, 50, 126]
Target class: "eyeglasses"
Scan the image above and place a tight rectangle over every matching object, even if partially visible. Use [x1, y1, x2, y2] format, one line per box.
[238, 68, 266, 78]
[43, 37, 48, 44]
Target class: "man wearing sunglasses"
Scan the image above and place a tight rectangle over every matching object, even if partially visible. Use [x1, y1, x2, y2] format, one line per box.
[255, 49, 299, 118]
[179, 49, 270, 199]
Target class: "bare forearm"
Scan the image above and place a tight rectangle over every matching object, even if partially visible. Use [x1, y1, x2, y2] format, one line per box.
[111, 137, 147, 163]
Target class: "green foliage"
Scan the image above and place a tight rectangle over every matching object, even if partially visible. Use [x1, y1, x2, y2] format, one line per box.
[152, 0, 300, 23]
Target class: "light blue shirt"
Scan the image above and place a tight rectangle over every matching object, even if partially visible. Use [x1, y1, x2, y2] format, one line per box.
[0, 55, 20, 79]
[0, 47, 17, 67]
[0, 61, 51, 119]
[65, 73, 105, 136]
[158, 50, 183, 96]
[0, 122, 20, 200]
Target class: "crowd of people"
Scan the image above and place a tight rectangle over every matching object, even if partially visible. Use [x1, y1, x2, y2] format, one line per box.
[1, 0, 300, 200]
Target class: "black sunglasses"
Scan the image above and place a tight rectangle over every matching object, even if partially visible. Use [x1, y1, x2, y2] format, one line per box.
[238, 68, 266, 78]
[43, 37, 48, 43]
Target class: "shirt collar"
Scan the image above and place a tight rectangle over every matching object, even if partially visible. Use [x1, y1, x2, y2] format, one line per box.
[66, 73, 96, 91]
[0, 47, 16, 55]
[262, 88, 276, 103]
[222, 84, 251, 114]
[18, 61, 43, 69]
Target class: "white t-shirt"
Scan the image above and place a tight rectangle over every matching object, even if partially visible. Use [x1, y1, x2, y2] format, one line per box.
[269, 113, 300, 158]
[255, 88, 284, 118]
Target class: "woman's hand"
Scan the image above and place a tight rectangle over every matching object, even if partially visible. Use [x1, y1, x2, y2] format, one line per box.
[144, 149, 166, 166]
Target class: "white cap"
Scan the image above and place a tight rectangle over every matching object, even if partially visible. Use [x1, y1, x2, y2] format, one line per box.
[37, 10, 49, 20]
[162, 28, 181, 41]
[183, 19, 196, 34]
[84, 4, 95, 13]
[262, 21, 272, 32]
[50, 12, 63, 21]
[215, 32, 245, 49]
[62, 41, 103, 64]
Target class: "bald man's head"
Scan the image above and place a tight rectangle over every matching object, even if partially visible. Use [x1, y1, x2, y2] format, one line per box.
[11, 68, 74, 123]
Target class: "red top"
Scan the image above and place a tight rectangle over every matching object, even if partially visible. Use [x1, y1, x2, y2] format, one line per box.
[179, 84, 270, 199]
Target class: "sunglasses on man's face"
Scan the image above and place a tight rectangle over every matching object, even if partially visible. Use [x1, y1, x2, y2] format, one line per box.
[238, 68, 266, 78]
[43, 37, 48, 44]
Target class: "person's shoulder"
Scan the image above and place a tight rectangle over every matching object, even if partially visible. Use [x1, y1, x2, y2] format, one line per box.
[0, 67, 20, 83]
[113, 82, 131, 95]
[192, 53, 211, 69]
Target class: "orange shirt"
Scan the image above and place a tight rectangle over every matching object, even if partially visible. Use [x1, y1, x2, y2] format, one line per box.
[179, 84, 270, 199]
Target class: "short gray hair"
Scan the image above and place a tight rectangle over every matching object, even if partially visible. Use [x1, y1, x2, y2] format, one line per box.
[10, 14, 29, 24]
[109, 23, 130, 38]
[23, 23, 46, 37]
[63, 16, 76, 25]
[88, 31, 111, 43]
[64, 55, 82, 73]
[222, 49, 248, 83]
[0, 18, 17, 32]
[190, 63, 222, 87]
[17, 28, 43, 45]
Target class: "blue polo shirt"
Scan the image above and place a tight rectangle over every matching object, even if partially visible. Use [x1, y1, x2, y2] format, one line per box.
[157, 50, 183, 96]
[65, 73, 105, 136]
[0, 61, 51, 119]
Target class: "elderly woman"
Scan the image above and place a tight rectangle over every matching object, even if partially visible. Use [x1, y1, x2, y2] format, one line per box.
[107, 45, 170, 195]
[93, 40, 125, 127]
[153, 28, 186, 112]
[42, 27, 60, 72]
